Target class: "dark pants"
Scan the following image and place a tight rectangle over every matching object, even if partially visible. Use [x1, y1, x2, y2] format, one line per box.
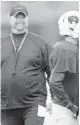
[1, 105, 44, 125]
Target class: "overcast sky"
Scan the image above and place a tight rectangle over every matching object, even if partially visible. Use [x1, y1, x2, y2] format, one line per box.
[1, 1, 79, 25]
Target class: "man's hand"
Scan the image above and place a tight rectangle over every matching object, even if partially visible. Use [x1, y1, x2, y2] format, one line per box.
[68, 103, 79, 119]
[70, 104, 79, 118]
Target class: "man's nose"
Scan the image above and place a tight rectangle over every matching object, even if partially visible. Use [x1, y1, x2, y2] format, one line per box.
[16, 19, 24, 23]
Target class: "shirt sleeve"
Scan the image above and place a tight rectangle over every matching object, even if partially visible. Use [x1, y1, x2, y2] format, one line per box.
[42, 40, 52, 81]
[49, 46, 77, 107]
[49, 72, 71, 107]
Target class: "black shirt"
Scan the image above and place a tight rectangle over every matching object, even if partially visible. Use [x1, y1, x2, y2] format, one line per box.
[1, 32, 52, 110]
[49, 40, 79, 107]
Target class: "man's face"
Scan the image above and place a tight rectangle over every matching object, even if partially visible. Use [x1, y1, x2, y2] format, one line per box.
[14, 12, 27, 31]
[10, 12, 28, 34]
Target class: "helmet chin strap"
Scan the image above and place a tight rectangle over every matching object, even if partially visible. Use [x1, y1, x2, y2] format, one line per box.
[11, 28, 28, 34]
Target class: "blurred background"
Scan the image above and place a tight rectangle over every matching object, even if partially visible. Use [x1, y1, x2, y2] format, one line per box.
[1, 1, 79, 46]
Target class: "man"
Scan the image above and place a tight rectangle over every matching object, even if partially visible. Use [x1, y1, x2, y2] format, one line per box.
[1, 5, 52, 125]
[48, 11, 79, 125]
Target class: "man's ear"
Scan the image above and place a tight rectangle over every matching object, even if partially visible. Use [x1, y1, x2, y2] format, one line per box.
[9, 16, 16, 27]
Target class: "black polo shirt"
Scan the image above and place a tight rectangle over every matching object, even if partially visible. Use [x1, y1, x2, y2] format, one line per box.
[1, 32, 52, 110]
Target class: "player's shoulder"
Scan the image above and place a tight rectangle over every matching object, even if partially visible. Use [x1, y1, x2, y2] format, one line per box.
[54, 40, 68, 49]
[53, 40, 77, 54]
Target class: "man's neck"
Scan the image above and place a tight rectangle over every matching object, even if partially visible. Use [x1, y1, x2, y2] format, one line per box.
[11, 32, 27, 44]
[12, 32, 26, 38]
[10, 31, 28, 52]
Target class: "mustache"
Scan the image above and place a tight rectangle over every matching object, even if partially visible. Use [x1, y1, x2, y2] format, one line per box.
[15, 22, 25, 25]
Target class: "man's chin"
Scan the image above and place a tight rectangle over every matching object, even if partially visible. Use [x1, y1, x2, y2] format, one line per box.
[16, 30, 26, 34]
[11, 28, 28, 34]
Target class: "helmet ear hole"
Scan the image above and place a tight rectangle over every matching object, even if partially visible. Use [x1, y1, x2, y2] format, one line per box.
[69, 27, 74, 31]
[63, 19, 64, 22]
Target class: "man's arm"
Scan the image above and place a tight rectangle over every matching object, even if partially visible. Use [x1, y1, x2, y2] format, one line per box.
[49, 72, 71, 107]
[41, 39, 52, 80]
[49, 71, 78, 118]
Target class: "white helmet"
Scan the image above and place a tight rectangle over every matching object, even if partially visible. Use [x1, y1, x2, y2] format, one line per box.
[58, 11, 79, 38]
